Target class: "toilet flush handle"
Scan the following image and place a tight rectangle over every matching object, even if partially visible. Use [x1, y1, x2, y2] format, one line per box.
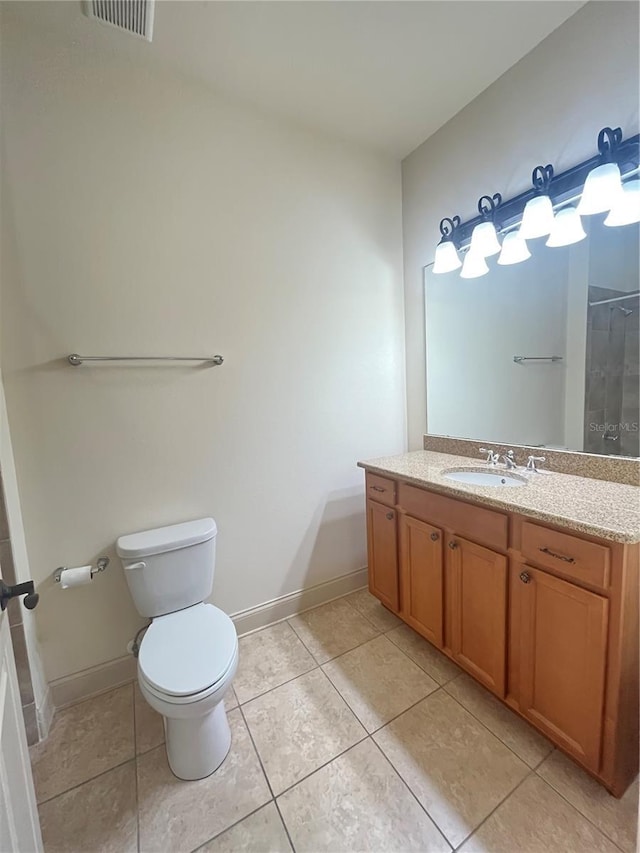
[124, 561, 146, 571]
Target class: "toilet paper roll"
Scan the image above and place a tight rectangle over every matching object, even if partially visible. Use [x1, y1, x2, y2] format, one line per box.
[59, 566, 93, 589]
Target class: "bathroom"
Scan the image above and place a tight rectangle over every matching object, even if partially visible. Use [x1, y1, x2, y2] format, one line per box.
[0, 0, 638, 851]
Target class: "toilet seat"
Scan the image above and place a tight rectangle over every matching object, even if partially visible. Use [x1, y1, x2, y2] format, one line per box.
[139, 603, 237, 699]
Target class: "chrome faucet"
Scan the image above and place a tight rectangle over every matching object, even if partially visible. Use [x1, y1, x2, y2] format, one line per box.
[501, 450, 518, 470]
[479, 447, 499, 465]
[526, 455, 546, 472]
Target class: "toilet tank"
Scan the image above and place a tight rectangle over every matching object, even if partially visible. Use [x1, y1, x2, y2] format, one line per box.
[116, 518, 217, 617]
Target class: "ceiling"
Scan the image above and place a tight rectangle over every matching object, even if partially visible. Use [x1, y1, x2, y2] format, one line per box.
[3, 0, 586, 158]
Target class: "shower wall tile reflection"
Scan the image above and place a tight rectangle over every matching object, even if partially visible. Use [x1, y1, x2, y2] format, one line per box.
[585, 286, 639, 457]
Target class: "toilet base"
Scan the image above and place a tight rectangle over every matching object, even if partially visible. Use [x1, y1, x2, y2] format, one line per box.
[164, 700, 231, 780]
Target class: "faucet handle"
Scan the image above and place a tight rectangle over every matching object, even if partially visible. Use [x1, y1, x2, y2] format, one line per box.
[479, 447, 499, 464]
[526, 455, 546, 472]
[502, 450, 518, 469]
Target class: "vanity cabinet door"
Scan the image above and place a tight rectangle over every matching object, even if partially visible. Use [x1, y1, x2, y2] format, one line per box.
[517, 565, 608, 772]
[448, 536, 507, 697]
[366, 500, 399, 612]
[399, 515, 444, 647]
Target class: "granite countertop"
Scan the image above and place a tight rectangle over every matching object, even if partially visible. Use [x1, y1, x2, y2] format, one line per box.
[358, 450, 640, 544]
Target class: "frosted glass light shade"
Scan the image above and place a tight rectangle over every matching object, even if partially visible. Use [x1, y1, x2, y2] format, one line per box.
[604, 179, 640, 227]
[546, 206, 587, 247]
[433, 240, 462, 273]
[497, 230, 531, 265]
[469, 221, 501, 257]
[520, 194, 555, 238]
[460, 249, 489, 279]
[576, 162, 623, 215]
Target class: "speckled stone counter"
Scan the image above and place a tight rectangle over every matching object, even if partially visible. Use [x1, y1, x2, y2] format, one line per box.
[358, 450, 640, 544]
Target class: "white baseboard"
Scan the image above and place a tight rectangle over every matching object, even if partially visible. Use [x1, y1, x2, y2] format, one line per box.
[50, 654, 137, 710]
[232, 567, 368, 637]
[48, 567, 369, 710]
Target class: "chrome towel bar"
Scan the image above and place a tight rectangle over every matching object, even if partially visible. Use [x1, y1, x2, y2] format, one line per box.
[68, 354, 224, 367]
[513, 355, 563, 364]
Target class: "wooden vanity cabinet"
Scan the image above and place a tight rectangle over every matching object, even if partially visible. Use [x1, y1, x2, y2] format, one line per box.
[366, 499, 399, 611]
[363, 470, 639, 797]
[512, 563, 608, 771]
[399, 515, 444, 646]
[447, 536, 507, 697]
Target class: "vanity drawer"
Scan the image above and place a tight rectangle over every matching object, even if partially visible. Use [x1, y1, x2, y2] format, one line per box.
[366, 473, 397, 507]
[398, 483, 508, 551]
[520, 521, 610, 589]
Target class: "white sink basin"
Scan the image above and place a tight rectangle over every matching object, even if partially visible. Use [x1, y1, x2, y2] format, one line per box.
[442, 468, 527, 487]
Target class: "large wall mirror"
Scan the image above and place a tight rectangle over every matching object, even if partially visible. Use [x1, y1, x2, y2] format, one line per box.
[425, 217, 640, 457]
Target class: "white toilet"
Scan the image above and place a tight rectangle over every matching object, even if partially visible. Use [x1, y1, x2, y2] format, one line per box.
[116, 517, 238, 781]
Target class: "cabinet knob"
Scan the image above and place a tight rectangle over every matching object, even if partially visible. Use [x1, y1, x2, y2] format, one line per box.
[386, 512, 394, 521]
[520, 571, 532, 584]
[448, 540, 457, 550]
[430, 532, 439, 541]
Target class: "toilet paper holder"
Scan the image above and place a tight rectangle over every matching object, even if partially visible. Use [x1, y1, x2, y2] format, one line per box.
[54, 556, 110, 584]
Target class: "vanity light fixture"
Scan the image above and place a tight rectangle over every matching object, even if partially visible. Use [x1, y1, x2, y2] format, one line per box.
[469, 194, 502, 257]
[497, 229, 531, 265]
[460, 248, 489, 279]
[431, 125, 639, 280]
[432, 216, 462, 273]
[604, 178, 640, 227]
[546, 205, 587, 247]
[577, 127, 624, 215]
[520, 165, 555, 238]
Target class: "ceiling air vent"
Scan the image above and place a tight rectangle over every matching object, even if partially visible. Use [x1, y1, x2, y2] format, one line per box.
[82, 0, 155, 42]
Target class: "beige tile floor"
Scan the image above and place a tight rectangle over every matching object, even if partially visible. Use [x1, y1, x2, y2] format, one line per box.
[31, 589, 638, 853]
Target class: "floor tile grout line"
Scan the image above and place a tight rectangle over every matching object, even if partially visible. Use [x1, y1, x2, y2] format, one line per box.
[271, 731, 370, 801]
[240, 662, 373, 789]
[530, 767, 631, 853]
[273, 795, 297, 853]
[367, 686, 443, 737]
[189, 801, 277, 853]
[368, 735, 453, 851]
[35, 754, 137, 808]
[235, 660, 319, 708]
[285, 606, 383, 663]
[319, 660, 442, 738]
[285, 615, 323, 662]
[451, 768, 536, 851]
[440, 679, 554, 771]
[132, 687, 141, 853]
[384, 630, 464, 685]
[339, 590, 404, 634]
[454, 767, 630, 853]
[236, 702, 277, 802]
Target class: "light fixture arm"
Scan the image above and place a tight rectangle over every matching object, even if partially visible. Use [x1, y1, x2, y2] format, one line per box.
[597, 126, 622, 163]
[438, 215, 461, 245]
[531, 164, 554, 194]
[477, 193, 502, 220]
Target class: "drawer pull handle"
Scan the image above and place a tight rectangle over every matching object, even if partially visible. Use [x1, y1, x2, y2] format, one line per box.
[430, 532, 439, 541]
[520, 571, 532, 584]
[539, 547, 576, 564]
[448, 541, 458, 550]
[386, 512, 394, 521]
[371, 486, 386, 492]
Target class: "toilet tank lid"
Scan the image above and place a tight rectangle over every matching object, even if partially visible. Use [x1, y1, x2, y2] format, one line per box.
[116, 518, 217, 559]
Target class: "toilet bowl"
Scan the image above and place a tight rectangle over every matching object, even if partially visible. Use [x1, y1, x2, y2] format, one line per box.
[137, 603, 238, 780]
[116, 518, 239, 781]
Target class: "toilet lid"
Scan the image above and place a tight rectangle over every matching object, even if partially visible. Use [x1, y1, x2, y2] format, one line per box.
[139, 603, 237, 697]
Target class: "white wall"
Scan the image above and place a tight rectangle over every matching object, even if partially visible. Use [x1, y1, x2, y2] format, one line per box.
[402, 1, 640, 449]
[0, 19, 405, 682]
[425, 246, 569, 447]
